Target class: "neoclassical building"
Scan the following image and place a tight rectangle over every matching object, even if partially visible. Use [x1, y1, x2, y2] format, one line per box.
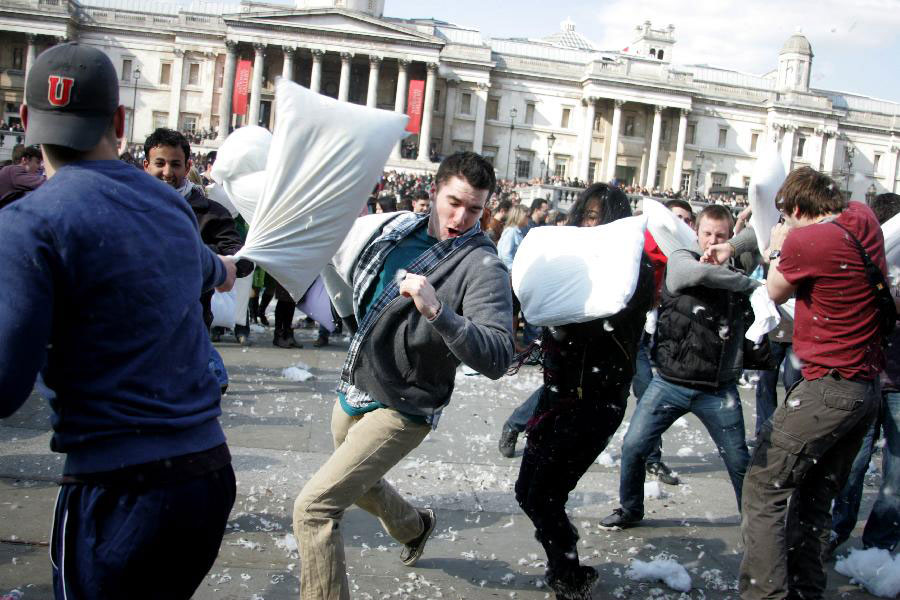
[1, 0, 899, 199]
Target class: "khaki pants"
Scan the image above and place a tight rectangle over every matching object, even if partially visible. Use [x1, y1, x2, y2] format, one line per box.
[739, 375, 878, 600]
[293, 401, 430, 600]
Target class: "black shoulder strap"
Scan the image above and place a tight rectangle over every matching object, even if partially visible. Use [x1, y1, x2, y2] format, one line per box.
[832, 221, 897, 333]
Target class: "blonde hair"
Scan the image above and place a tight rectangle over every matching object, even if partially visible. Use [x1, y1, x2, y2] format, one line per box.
[504, 204, 527, 229]
[187, 166, 205, 193]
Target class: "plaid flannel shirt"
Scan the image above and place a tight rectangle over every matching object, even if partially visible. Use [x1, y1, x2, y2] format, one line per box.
[337, 212, 483, 420]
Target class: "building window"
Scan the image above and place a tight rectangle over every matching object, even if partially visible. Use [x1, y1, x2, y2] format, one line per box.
[180, 113, 199, 134]
[718, 127, 727, 148]
[459, 93, 472, 116]
[160, 62, 172, 86]
[516, 152, 533, 178]
[593, 114, 602, 132]
[712, 172, 727, 187]
[661, 119, 670, 142]
[657, 49, 664, 60]
[482, 145, 498, 166]
[874, 153, 882, 174]
[623, 115, 635, 137]
[553, 155, 568, 178]
[680, 172, 691, 192]
[152, 111, 169, 130]
[188, 62, 200, 86]
[122, 58, 133, 82]
[214, 55, 224, 89]
[486, 97, 499, 121]
[525, 103, 535, 125]
[560, 107, 571, 129]
[743, 176, 751, 188]
[686, 122, 696, 145]
[796, 135, 806, 158]
[588, 161, 598, 183]
[12, 47, 23, 70]
[750, 132, 759, 153]
[433, 89, 441, 112]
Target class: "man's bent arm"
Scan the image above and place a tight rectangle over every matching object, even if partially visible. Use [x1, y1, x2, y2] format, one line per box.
[427, 253, 514, 379]
[767, 260, 797, 305]
[200, 245, 227, 292]
[667, 248, 760, 294]
[0, 207, 55, 416]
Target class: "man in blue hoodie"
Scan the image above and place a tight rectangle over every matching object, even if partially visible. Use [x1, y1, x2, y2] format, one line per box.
[0, 43, 237, 599]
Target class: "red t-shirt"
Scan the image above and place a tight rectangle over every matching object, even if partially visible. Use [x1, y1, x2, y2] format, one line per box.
[778, 201, 887, 381]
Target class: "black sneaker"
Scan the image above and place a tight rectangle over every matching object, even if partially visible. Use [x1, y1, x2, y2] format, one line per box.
[547, 565, 599, 599]
[400, 508, 436, 567]
[646, 461, 680, 485]
[598, 508, 642, 530]
[498, 426, 518, 458]
[313, 335, 329, 347]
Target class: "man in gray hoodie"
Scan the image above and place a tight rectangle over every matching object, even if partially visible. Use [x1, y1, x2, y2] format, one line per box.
[293, 151, 514, 600]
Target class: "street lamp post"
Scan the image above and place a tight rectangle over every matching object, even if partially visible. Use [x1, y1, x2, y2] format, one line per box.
[130, 67, 141, 145]
[845, 146, 855, 199]
[694, 150, 704, 198]
[544, 132, 556, 182]
[505, 107, 518, 184]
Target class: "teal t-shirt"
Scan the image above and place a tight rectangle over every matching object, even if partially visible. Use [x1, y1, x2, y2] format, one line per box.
[340, 223, 438, 421]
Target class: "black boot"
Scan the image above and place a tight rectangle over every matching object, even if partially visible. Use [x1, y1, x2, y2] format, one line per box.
[273, 300, 301, 348]
[248, 294, 260, 324]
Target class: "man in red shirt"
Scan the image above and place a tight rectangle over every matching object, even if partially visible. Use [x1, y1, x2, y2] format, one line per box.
[740, 167, 883, 600]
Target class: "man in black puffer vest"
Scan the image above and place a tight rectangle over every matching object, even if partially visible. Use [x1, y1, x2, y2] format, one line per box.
[601, 204, 760, 530]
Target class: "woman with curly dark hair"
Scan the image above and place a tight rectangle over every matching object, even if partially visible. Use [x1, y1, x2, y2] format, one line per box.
[515, 183, 655, 599]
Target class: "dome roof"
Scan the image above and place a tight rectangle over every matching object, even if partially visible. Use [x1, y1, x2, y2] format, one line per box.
[542, 18, 597, 51]
[780, 34, 812, 56]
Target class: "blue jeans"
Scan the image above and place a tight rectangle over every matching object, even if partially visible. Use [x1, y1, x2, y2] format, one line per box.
[754, 341, 802, 436]
[619, 375, 750, 516]
[505, 387, 542, 433]
[831, 390, 900, 551]
[631, 332, 662, 464]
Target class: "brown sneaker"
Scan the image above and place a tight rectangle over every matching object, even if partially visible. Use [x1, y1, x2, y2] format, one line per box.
[399, 508, 436, 567]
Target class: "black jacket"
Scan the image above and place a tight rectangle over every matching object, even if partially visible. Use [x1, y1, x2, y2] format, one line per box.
[652, 267, 748, 389]
[186, 186, 242, 256]
[540, 253, 656, 402]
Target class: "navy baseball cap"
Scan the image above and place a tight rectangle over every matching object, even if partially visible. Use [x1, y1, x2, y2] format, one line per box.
[24, 43, 119, 151]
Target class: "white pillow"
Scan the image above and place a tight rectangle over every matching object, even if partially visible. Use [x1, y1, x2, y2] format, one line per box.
[209, 125, 272, 224]
[232, 79, 408, 300]
[512, 216, 648, 326]
[642, 198, 699, 257]
[748, 145, 786, 251]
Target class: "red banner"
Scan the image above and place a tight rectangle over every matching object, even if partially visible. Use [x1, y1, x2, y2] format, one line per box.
[405, 79, 425, 134]
[232, 59, 252, 116]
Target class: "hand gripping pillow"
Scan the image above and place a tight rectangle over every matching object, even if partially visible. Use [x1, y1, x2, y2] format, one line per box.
[233, 79, 408, 301]
[511, 215, 648, 326]
[642, 198, 699, 256]
[748, 144, 786, 251]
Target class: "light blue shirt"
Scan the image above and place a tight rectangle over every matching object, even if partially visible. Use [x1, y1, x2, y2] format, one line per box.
[497, 225, 527, 270]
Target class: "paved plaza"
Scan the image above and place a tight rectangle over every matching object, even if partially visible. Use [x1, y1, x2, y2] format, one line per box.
[0, 324, 881, 599]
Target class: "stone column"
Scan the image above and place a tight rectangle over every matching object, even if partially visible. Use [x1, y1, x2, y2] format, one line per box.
[889, 143, 900, 194]
[310, 49, 324, 93]
[672, 108, 689, 192]
[416, 63, 437, 162]
[366, 55, 381, 108]
[645, 105, 663, 189]
[390, 59, 409, 159]
[282, 46, 295, 81]
[440, 79, 458, 157]
[472, 83, 489, 154]
[24, 34, 37, 83]
[248, 43, 265, 126]
[578, 97, 596, 182]
[338, 52, 352, 102]
[217, 41, 238, 141]
[167, 49, 185, 128]
[605, 99, 624, 181]
[823, 130, 837, 175]
[781, 125, 796, 173]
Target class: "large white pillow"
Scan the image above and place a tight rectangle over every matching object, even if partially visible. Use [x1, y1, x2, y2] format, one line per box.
[512, 215, 648, 326]
[642, 198, 699, 256]
[748, 144, 786, 251]
[232, 79, 408, 300]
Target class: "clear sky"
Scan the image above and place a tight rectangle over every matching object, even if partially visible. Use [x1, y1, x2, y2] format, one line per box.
[383, 0, 900, 104]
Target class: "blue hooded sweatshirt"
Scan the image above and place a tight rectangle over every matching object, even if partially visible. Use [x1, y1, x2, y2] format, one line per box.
[0, 160, 227, 475]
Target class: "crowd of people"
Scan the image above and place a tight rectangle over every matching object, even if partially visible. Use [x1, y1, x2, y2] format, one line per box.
[0, 42, 897, 600]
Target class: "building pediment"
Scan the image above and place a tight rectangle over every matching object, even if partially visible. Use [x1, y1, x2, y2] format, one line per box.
[224, 8, 441, 45]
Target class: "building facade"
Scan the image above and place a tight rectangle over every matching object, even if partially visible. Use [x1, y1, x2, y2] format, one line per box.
[1, 0, 899, 199]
